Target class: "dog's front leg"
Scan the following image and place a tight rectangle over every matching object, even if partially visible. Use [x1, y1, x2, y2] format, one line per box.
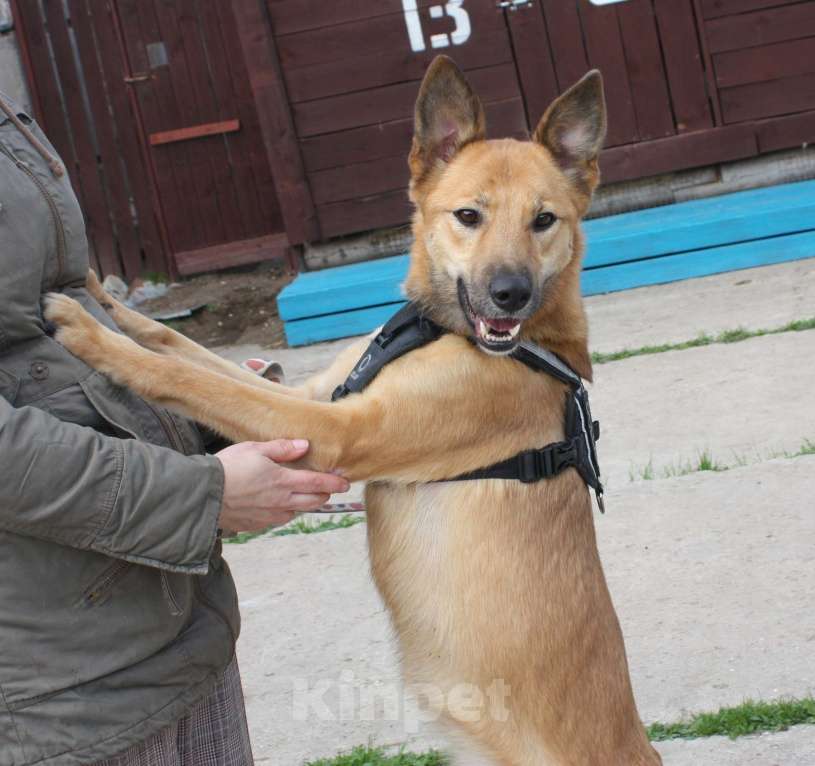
[82, 270, 311, 398]
[45, 294, 555, 483]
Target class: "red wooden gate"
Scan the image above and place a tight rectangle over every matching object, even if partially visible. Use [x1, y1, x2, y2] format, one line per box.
[12, 0, 289, 279]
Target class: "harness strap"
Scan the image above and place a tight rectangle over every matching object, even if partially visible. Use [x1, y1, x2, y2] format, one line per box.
[331, 301, 605, 511]
[446, 437, 581, 483]
[331, 303, 443, 401]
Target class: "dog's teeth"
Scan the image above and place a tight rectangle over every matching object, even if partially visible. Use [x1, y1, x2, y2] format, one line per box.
[508, 324, 520, 339]
[477, 319, 488, 337]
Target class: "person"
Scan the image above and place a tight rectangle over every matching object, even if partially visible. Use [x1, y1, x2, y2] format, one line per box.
[0, 90, 349, 765]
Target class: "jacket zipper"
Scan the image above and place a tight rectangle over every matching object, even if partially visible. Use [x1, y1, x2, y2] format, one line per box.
[80, 559, 132, 607]
[0, 142, 67, 284]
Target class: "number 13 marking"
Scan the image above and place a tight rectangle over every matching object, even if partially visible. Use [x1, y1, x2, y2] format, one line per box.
[402, 0, 472, 53]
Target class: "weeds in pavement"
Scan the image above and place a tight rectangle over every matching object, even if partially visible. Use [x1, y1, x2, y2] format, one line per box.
[592, 316, 815, 365]
[225, 514, 365, 544]
[629, 440, 814, 482]
[305, 746, 448, 766]
[647, 697, 815, 741]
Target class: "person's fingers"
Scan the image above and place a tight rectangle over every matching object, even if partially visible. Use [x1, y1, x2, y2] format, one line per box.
[287, 492, 331, 511]
[281, 467, 350, 495]
[252, 439, 310, 463]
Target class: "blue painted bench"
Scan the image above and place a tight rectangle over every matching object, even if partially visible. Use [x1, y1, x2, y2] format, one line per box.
[279, 179, 815, 346]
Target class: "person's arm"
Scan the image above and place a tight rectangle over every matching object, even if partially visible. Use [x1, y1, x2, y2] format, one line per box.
[0, 399, 349, 574]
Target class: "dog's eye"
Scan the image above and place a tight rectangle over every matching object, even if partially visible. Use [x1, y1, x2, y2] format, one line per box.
[454, 208, 481, 227]
[534, 212, 557, 231]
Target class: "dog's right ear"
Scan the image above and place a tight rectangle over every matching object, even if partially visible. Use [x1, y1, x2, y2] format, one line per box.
[409, 56, 486, 187]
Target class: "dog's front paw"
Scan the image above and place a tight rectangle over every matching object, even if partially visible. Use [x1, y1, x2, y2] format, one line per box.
[44, 293, 101, 359]
[85, 268, 114, 310]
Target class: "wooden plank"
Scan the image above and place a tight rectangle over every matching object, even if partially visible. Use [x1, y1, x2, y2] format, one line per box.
[284, 26, 513, 104]
[654, 0, 714, 132]
[756, 110, 815, 151]
[148, 119, 241, 146]
[293, 63, 521, 138]
[12, 1, 79, 189]
[583, 178, 815, 268]
[701, 0, 798, 21]
[600, 124, 758, 184]
[311, 155, 408, 206]
[90, 0, 168, 276]
[176, 0, 247, 245]
[301, 97, 527, 173]
[203, 1, 283, 238]
[275, 2, 505, 71]
[284, 302, 406, 347]
[720, 72, 815, 123]
[198, 2, 263, 238]
[705, 2, 815, 53]
[713, 36, 815, 87]
[307, 99, 528, 204]
[69, 0, 143, 278]
[540, 0, 590, 91]
[283, 229, 815, 345]
[318, 188, 413, 239]
[151, 0, 226, 247]
[175, 233, 289, 275]
[268, 0, 442, 36]
[117, 0, 196, 253]
[617, 1, 675, 140]
[582, 229, 815, 295]
[278, 254, 409, 320]
[506, 2, 559, 129]
[43, 0, 119, 275]
[577, 1, 639, 146]
[233, 0, 319, 244]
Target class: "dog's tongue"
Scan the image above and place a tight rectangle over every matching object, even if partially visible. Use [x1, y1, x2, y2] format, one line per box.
[484, 317, 520, 332]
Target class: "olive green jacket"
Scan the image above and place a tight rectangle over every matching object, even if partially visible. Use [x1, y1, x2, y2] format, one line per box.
[0, 92, 240, 765]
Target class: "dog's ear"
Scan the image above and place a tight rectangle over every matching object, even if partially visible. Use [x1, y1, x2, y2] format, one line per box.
[409, 56, 486, 186]
[533, 71, 607, 197]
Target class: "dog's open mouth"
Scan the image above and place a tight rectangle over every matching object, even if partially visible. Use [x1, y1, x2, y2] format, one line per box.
[457, 280, 522, 354]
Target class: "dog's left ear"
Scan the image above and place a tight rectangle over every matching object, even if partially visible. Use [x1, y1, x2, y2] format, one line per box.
[534, 71, 607, 198]
[409, 55, 486, 187]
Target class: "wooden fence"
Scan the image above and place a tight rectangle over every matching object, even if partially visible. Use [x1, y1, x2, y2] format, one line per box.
[13, 0, 815, 276]
[240, 0, 815, 243]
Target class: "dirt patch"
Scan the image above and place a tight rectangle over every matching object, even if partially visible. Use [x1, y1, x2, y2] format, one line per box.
[136, 263, 295, 349]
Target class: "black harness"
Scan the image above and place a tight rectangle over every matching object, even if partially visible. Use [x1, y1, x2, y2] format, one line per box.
[332, 303, 605, 512]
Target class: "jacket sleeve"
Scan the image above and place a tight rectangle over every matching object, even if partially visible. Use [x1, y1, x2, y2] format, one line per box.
[0, 397, 224, 574]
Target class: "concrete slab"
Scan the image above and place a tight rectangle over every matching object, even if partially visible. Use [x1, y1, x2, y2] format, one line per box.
[216, 259, 815, 383]
[593, 328, 815, 487]
[656, 727, 815, 766]
[226, 456, 815, 765]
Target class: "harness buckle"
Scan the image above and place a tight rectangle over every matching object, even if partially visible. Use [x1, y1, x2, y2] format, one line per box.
[517, 451, 540, 483]
[517, 441, 578, 483]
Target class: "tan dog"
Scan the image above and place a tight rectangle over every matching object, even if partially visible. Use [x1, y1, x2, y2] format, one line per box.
[46, 56, 661, 766]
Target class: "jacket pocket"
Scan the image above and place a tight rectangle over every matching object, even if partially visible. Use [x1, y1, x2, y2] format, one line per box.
[75, 559, 132, 609]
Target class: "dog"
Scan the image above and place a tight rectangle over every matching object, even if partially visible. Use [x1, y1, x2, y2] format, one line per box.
[46, 56, 661, 766]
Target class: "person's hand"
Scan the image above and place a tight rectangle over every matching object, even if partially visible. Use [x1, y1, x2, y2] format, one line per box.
[215, 440, 349, 533]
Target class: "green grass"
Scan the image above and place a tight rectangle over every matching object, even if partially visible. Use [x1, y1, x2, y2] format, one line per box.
[647, 697, 815, 741]
[305, 746, 448, 766]
[591, 316, 815, 365]
[630, 439, 815, 482]
[305, 698, 815, 764]
[224, 514, 365, 545]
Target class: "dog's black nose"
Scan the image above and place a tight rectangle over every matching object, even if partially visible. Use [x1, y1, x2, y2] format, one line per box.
[489, 272, 532, 312]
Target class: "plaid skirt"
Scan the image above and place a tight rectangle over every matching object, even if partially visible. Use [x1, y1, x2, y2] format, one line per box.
[87, 657, 253, 766]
